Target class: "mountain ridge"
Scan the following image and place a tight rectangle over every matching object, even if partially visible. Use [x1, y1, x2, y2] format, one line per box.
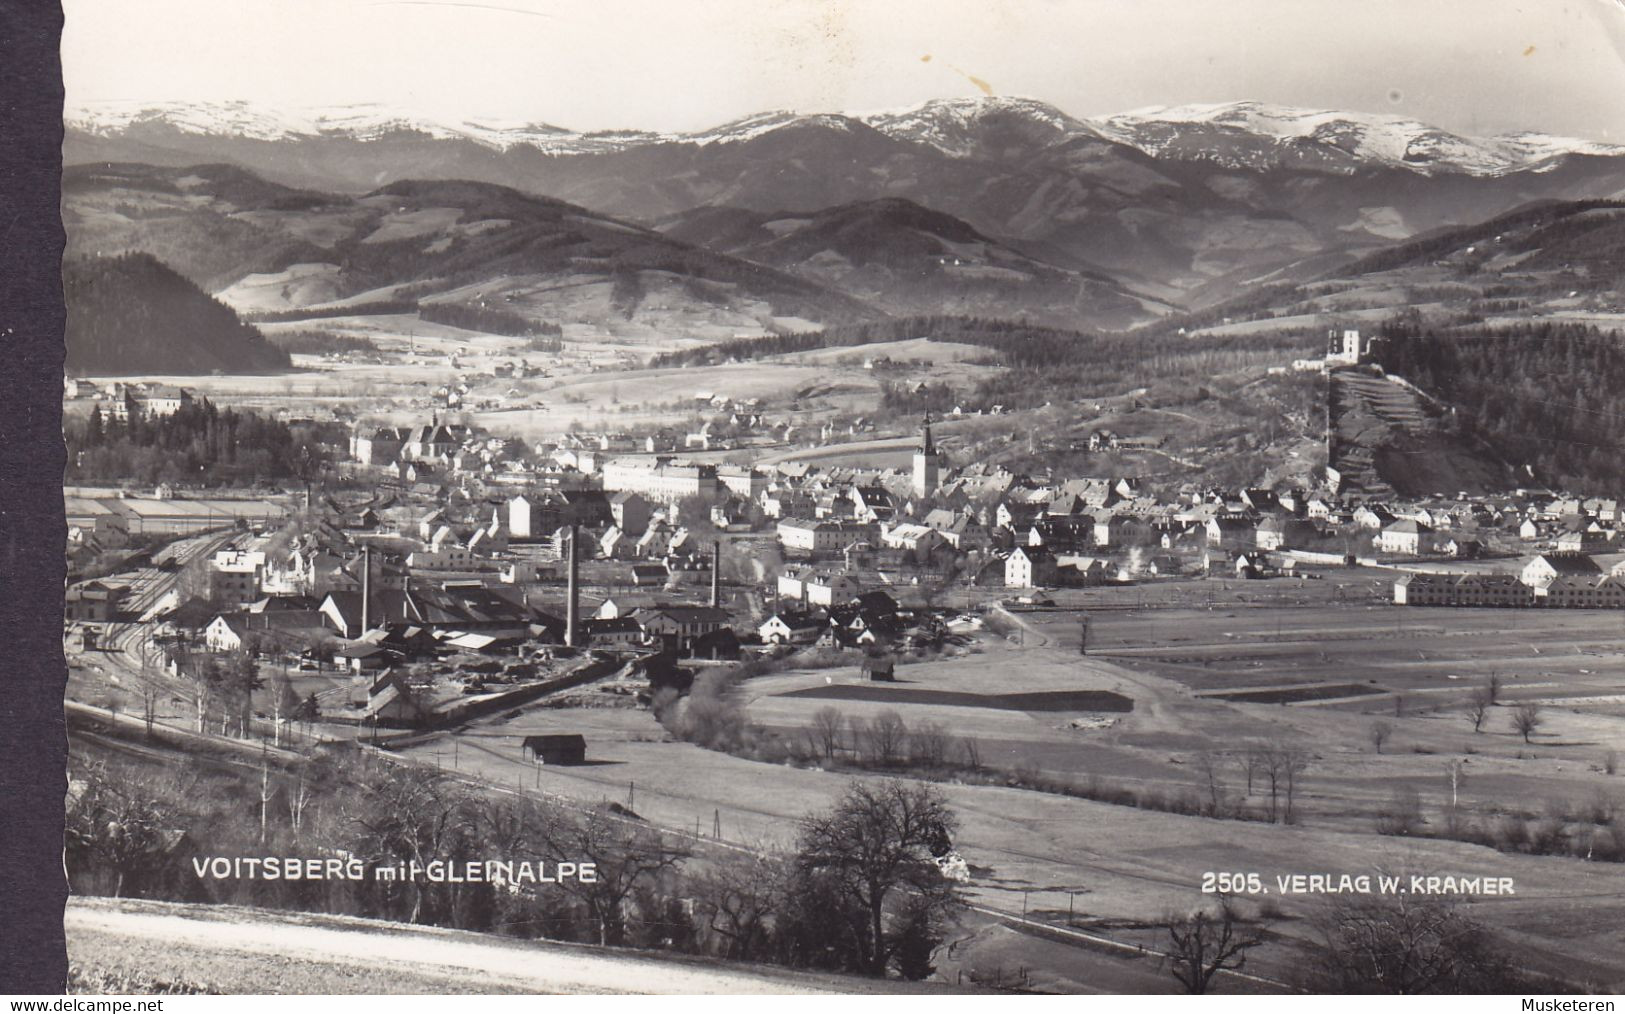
[68, 96, 1625, 176]
[62, 164, 880, 329]
[63, 98, 1625, 318]
[657, 195, 1168, 329]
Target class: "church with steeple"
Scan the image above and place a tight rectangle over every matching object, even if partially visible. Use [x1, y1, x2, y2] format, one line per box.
[912, 413, 940, 498]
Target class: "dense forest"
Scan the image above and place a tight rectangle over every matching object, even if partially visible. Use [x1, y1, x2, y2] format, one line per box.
[244, 299, 419, 323]
[66, 397, 338, 484]
[418, 302, 562, 338]
[1340, 200, 1625, 279]
[655, 313, 1316, 418]
[65, 253, 291, 375]
[264, 329, 378, 355]
[649, 316, 1108, 367]
[652, 314, 1312, 376]
[1372, 313, 1625, 491]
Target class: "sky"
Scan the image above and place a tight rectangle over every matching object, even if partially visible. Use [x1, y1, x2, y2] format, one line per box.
[61, 0, 1625, 140]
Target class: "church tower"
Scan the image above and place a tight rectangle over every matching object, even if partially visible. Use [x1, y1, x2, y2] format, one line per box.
[912, 413, 940, 498]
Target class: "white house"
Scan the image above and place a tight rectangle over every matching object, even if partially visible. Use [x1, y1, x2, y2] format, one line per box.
[880, 522, 945, 555]
[1005, 547, 1058, 588]
[758, 612, 824, 645]
[1376, 520, 1431, 556]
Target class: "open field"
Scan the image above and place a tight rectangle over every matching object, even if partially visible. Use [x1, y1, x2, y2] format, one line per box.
[69, 310, 1012, 444]
[770, 338, 992, 366]
[383, 628, 1625, 990]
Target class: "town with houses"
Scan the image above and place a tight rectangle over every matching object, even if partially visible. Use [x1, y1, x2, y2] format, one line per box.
[67, 351, 1625, 732]
[43, 6, 1625, 988]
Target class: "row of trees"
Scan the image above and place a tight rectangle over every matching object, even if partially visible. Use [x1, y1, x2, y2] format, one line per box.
[1166, 889, 1566, 994]
[65, 398, 339, 484]
[65, 745, 965, 981]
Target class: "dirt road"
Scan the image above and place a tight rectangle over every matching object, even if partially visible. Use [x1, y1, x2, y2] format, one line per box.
[66, 899, 843, 994]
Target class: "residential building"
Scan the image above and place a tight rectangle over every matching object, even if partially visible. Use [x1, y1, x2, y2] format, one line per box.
[1376, 520, 1431, 556]
[1006, 546, 1059, 588]
[601, 457, 721, 504]
[776, 517, 873, 555]
[209, 550, 266, 606]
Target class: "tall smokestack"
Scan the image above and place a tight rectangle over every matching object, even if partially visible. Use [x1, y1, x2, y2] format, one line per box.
[565, 523, 579, 647]
[360, 544, 371, 637]
[710, 540, 721, 608]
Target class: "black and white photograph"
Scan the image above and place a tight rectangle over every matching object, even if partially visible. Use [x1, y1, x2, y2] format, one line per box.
[42, 0, 1625, 996]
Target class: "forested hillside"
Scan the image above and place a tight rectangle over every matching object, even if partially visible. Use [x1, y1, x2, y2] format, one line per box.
[65, 253, 291, 375]
[1372, 314, 1625, 490]
[655, 314, 1313, 399]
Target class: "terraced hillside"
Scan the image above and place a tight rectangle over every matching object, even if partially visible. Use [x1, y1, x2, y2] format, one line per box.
[1327, 367, 1512, 496]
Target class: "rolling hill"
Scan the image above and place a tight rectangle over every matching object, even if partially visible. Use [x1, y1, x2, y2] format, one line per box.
[64, 252, 291, 375]
[61, 163, 875, 332]
[658, 197, 1170, 329]
[1170, 199, 1625, 338]
[64, 97, 1625, 311]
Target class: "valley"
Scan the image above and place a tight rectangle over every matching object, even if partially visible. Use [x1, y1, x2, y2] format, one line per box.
[54, 90, 1625, 998]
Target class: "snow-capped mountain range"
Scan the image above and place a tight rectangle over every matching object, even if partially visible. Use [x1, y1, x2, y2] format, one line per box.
[1091, 100, 1625, 176]
[66, 96, 1625, 177]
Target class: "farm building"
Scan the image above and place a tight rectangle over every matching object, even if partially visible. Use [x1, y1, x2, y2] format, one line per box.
[366, 670, 430, 726]
[523, 734, 587, 765]
[862, 655, 896, 681]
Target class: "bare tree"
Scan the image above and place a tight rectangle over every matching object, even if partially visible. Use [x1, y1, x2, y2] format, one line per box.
[794, 779, 962, 977]
[959, 736, 982, 771]
[809, 706, 846, 763]
[1195, 751, 1228, 817]
[285, 772, 314, 837]
[1465, 689, 1490, 733]
[1486, 672, 1503, 706]
[259, 747, 273, 844]
[64, 761, 179, 898]
[1370, 721, 1392, 754]
[1281, 746, 1310, 824]
[346, 763, 471, 924]
[1241, 743, 1264, 796]
[1164, 898, 1264, 994]
[1260, 747, 1285, 822]
[1306, 892, 1527, 993]
[689, 851, 787, 962]
[863, 710, 910, 767]
[540, 802, 690, 947]
[1511, 702, 1543, 744]
[1375, 785, 1423, 836]
[911, 720, 951, 771]
[269, 673, 300, 747]
[1260, 741, 1311, 824]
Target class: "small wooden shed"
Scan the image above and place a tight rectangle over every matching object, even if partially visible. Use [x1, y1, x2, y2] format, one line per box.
[862, 655, 896, 682]
[523, 733, 587, 765]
